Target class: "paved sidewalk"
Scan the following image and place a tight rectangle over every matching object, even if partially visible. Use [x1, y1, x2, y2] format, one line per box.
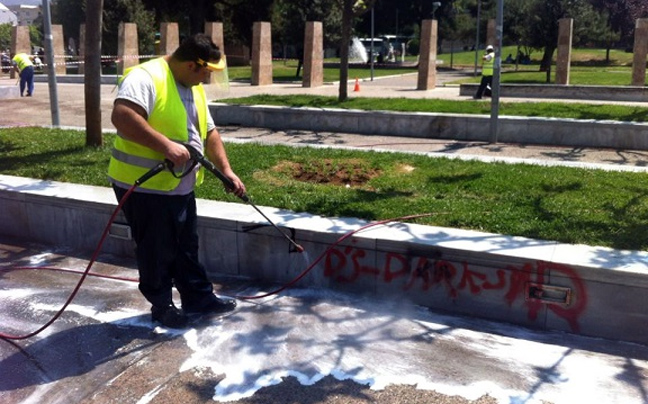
[1, 72, 648, 171]
[2, 237, 648, 404]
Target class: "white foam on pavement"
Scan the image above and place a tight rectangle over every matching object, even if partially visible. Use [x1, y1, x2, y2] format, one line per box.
[178, 288, 648, 404]
[3, 279, 646, 404]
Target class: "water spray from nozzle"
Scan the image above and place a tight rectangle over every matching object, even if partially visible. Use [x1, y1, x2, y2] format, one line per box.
[184, 143, 304, 254]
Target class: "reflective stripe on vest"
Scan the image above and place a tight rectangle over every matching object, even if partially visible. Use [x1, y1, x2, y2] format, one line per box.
[12, 54, 32, 72]
[108, 57, 208, 191]
[482, 55, 494, 76]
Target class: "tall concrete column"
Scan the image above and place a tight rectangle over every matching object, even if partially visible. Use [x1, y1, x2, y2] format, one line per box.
[486, 19, 496, 48]
[204, 22, 224, 85]
[632, 18, 648, 87]
[78, 24, 85, 75]
[52, 24, 66, 75]
[10, 25, 30, 80]
[417, 19, 437, 90]
[302, 21, 323, 88]
[555, 18, 573, 85]
[252, 21, 272, 86]
[205, 22, 225, 51]
[159, 22, 179, 55]
[117, 22, 138, 75]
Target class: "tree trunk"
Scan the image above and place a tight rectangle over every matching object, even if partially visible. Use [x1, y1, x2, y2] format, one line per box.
[337, 0, 354, 102]
[189, 0, 206, 35]
[84, 0, 103, 147]
[539, 45, 555, 73]
[605, 40, 611, 64]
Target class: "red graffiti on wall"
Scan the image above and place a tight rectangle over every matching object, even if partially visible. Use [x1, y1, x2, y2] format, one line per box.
[323, 243, 588, 332]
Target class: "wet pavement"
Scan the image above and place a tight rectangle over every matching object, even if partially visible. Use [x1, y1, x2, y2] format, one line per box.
[1, 71, 648, 403]
[2, 238, 648, 404]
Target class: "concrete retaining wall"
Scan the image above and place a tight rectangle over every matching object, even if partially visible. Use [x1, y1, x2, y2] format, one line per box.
[0, 85, 20, 99]
[1, 174, 647, 345]
[33, 74, 120, 85]
[459, 83, 648, 102]
[211, 103, 648, 150]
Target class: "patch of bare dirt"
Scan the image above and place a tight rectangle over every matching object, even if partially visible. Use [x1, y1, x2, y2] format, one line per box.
[279, 159, 382, 187]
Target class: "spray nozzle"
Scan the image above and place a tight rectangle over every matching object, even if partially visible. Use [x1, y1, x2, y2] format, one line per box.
[183, 143, 304, 254]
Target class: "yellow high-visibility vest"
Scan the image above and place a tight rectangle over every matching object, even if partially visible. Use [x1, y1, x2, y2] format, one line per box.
[12, 53, 33, 72]
[482, 55, 494, 76]
[108, 57, 208, 191]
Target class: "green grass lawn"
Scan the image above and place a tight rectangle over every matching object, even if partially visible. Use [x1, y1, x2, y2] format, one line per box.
[237, 47, 646, 86]
[438, 46, 646, 85]
[227, 59, 417, 83]
[218, 95, 648, 123]
[2, 127, 648, 251]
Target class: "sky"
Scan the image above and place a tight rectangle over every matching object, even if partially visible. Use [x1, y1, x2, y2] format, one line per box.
[0, 0, 42, 6]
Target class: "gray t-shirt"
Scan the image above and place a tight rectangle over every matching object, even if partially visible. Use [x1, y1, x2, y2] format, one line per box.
[112, 67, 216, 195]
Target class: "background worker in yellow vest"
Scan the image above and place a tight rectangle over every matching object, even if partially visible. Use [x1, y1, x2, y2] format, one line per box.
[108, 33, 245, 329]
[473, 45, 495, 100]
[11, 52, 34, 97]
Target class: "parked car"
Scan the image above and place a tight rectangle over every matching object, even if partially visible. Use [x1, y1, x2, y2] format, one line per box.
[1, 52, 11, 73]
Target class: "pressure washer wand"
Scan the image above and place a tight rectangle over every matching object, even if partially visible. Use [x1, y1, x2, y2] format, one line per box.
[184, 144, 304, 253]
[134, 161, 169, 186]
[186, 146, 250, 202]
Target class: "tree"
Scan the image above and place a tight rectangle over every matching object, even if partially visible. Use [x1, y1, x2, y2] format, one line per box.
[215, 0, 274, 47]
[85, 0, 103, 147]
[627, 0, 648, 21]
[52, 0, 84, 50]
[590, 0, 636, 51]
[523, 0, 606, 72]
[102, 0, 156, 56]
[272, 0, 342, 59]
[0, 23, 11, 51]
[337, 0, 375, 102]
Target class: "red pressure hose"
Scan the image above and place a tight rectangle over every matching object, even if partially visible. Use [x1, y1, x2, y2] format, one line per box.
[232, 213, 433, 300]
[0, 184, 138, 340]
[0, 150, 432, 339]
[1, 202, 431, 340]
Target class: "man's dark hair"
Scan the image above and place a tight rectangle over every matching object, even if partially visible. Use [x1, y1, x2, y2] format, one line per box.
[172, 33, 221, 63]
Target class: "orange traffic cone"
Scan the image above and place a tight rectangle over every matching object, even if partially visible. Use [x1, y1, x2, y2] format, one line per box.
[353, 78, 360, 92]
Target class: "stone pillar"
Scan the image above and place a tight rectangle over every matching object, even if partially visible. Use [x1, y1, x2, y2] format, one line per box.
[52, 24, 66, 75]
[204, 22, 225, 84]
[205, 22, 225, 52]
[486, 19, 496, 49]
[118, 22, 139, 75]
[417, 19, 437, 90]
[159, 22, 179, 55]
[251, 21, 272, 86]
[10, 25, 30, 80]
[632, 18, 648, 87]
[555, 18, 573, 85]
[78, 24, 85, 74]
[302, 21, 323, 88]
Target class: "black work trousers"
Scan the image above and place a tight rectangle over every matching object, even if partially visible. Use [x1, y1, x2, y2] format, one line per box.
[113, 186, 214, 309]
[475, 75, 493, 98]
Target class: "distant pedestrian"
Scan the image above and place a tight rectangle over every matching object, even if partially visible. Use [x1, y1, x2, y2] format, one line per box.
[295, 44, 304, 78]
[473, 45, 494, 100]
[12, 52, 34, 97]
[33, 56, 43, 71]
